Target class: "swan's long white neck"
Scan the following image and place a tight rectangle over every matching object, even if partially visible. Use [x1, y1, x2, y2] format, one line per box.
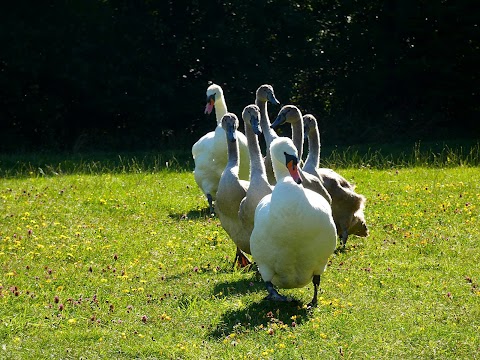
[271, 156, 296, 185]
[304, 125, 320, 170]
[256, 98, 277, 148]
[245, 121, 268, 182]
[215, 96, 228, 126]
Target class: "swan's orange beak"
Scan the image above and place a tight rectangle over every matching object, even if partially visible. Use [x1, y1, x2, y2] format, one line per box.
[205, 98, 214, 114]
[286, 160, 302, 184]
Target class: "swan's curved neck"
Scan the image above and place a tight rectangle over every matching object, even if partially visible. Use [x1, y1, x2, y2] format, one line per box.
[271, 157, 295, 184]
[226, 138, 239, 168]
[290, 119, 304, 160]
[304, 126, 320, 169]
[215, 96, 228, 126]
[256, 98, 277, 147]
[245, 122, 267, 181]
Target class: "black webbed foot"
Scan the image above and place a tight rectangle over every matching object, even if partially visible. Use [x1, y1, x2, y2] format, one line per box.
[307, 275, 321, 308]
[264, 281, 292, 302]
[206, 194, 215, 215]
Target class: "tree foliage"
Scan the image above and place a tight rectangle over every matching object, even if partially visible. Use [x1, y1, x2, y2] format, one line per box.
[0, 0, 478, 152]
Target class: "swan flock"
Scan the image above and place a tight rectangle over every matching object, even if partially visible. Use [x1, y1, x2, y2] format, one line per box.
[192, 83, 368, 305]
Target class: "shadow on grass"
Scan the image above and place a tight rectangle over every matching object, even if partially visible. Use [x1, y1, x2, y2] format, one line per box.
[208, 277, 313, 339]
[208, 296, 311, 339]
[168, 207, 213, 221]
[212, 276, 263, 297]
[160, 258, 259, 288]
[334, 238, 365, 255]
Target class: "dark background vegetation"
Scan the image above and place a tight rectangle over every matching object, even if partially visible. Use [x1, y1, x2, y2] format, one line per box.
[0, 0, 478, 153]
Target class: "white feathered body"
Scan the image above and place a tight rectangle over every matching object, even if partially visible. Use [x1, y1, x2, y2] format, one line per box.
[192, 84, 250, 202]
[250, 177, 337, 289]
[192, 131, 218, 199]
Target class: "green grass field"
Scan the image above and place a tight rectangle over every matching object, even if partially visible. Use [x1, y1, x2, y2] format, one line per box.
[1, 143, 479, 359]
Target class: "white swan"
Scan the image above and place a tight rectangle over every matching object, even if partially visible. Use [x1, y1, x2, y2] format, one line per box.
[238, 105, 273, 236]
[255, 84, 281, 185]
[215, 112, 252, 267]
[271, 105, 332, 204]
[250, 137, 337, 307]
[192, 84, 250, 213]
[302, 114, 368, 246]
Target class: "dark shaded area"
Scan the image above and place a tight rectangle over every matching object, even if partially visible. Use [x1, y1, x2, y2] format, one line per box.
[0, 1, 478, 152]
[208, 300, 311, 339]
[168, 208, 211, 221]
[209, 278, 311, 338]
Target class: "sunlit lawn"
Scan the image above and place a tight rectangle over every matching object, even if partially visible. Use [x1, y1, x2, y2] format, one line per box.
[0, 153, 479, 359]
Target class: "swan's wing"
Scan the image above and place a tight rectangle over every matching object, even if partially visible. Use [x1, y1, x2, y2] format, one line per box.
[192, 131, 215, 158]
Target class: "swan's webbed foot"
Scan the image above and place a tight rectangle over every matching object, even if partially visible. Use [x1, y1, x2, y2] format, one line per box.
[206, 194, 215, 215]
[307, 275, 321, 308]
[264, 281, 292, 302]
[233, 248, 252, 269]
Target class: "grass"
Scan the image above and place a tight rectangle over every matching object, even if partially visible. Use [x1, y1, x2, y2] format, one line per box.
[1, 142, 479, 359]
[0, 140, 479, 178]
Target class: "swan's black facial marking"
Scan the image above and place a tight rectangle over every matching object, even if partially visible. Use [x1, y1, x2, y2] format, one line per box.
[284, 152, 298, 168]
[206, 93, 216, 103]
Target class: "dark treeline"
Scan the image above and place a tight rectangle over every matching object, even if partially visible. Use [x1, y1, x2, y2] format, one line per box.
[0, 0, 478, 152]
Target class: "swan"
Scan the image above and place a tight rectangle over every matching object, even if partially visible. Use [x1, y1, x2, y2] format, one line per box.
[250, 137, 337, 307]
[214, 112, 252, 268]
[238, 105, 273, 237]
[302, 114, 368, 246]
[270, 105, 332, 204]
[192, 84, 250, 213]
[255, 84, 281, 185]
